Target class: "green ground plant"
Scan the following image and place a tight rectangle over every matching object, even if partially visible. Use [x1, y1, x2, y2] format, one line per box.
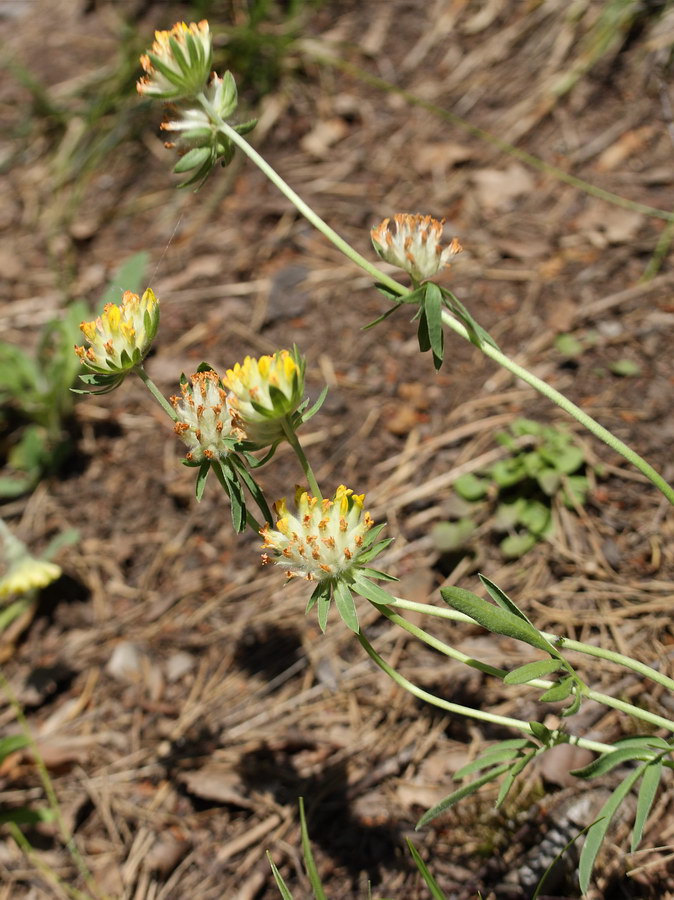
[434, 418, 593, 559]
[0, 252, 147, 497]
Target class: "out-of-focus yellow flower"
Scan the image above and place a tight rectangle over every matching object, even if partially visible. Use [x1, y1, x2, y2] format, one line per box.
[137, 20, 212, 101]
[171, 370, 243, 462]
[0, 557, 61, 601]
[75, 289, 159, 376]
[371, 214, 462, 283]
[225, 349, 305, 447]
[261, 485, 375, 583]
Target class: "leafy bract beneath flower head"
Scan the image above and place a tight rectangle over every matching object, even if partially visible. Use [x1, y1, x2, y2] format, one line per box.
[261, 485, 375, 583]
[171, 370, 243, 463]
[137, 20, 212, 101]
[75, 288, 159, 379]
[371, 214, 462, 283]
[224, 349, 305, 447]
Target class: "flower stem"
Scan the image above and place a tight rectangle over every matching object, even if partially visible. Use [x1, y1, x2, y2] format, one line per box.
[206, 114, 403, 295]
[390, 597, 674, 693]
[203, 121, 674, 506]
[282, 417, 322, 501]
[134, 365, 178, 422]
[378, 605, 674, 734]
[439, 310, 674, 506]
[356, 628, 613, 755]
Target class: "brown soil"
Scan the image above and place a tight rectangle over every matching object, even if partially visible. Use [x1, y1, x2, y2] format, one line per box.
[2, 1, 674, 898]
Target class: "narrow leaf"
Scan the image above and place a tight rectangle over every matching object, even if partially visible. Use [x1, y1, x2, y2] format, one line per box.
[362, 304, 402, 330]
[0, 734, 30, 764]
[528, 721, 553, 743]
[334, 581, 359, 633]
[478, 574, 534, 625]
[441, 586, 555, 655]
[455, 742, 530, 779]
[300, 386, 328, 423]
[632, 759, 663, 851]
[317, 590, 331, 633]
[504, 659, 564, 685]
[579, 767, 643, 893]
[572, 746, 661, 779]
[173, 147, 212, 174]
[299, 798, 328, 900]
[306, 581, 329, 615]
[416, 763, 512, 828]
[195, 461, 210, 502]
[539, 677, 575, 703]
[417, 307, 431, 353]
[424, 283, 444, 364]
[267, 852, 294, 900]
[406, 839, 447, 900]
[352, 575, 397, 606]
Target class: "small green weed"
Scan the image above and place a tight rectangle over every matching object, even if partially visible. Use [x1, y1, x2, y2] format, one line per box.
[0, 252, 147, 497]
[268, 798, 448, 899]
[433, 419, 593, 560]
[210, 0, 326, 100]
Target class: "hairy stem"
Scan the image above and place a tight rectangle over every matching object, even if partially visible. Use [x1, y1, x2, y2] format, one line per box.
[379, 605, 674, 734]
[134, 365, 178, 422]
[390, 597, 674, 693]
[282, 417, 322, 501]
[356, 629, 614, 755]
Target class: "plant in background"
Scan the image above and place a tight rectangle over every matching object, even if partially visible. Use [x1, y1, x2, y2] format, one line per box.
[433, 418, 592, 559]
[0, 253, 147, 498]
[268, 798, 449, 900]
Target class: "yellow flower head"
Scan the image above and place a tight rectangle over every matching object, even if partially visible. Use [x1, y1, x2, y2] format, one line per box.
[75, 288, 159, 376]
[137, 20, 212, 101]
[261, 485, 375, 583]
[371, 214, 462, 283]
[224, 349, 305, 447]
[0, 557, 61, 601]
[171, 369, 243, 463]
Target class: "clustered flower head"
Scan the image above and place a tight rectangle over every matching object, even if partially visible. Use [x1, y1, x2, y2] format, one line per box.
[75, 288, 159, 377]
[371, 214, 462, 283]
[137, 20, 212, 101]
[225, 349, 305, 447]
[0, 520, 60, 602]
[0, 557, 61, 601]
[261, 485, 375, 583]
[171, 370, 244, 463]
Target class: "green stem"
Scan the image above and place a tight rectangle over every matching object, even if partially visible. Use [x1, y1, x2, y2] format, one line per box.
[378, 606, 674, 734]
[281, 417, 322, 500]
[439, 310, 674, 506]
[134, 365, 178, 422]
[0, 674, 106, 900]
[356, 629, 614, 755]
[201, 117, 674, 506]
[197, 103, 403, 296]
[390, 597, 674, 694]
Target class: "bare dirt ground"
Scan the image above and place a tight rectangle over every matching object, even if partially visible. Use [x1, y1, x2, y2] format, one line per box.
[2, 1, 674, 897]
